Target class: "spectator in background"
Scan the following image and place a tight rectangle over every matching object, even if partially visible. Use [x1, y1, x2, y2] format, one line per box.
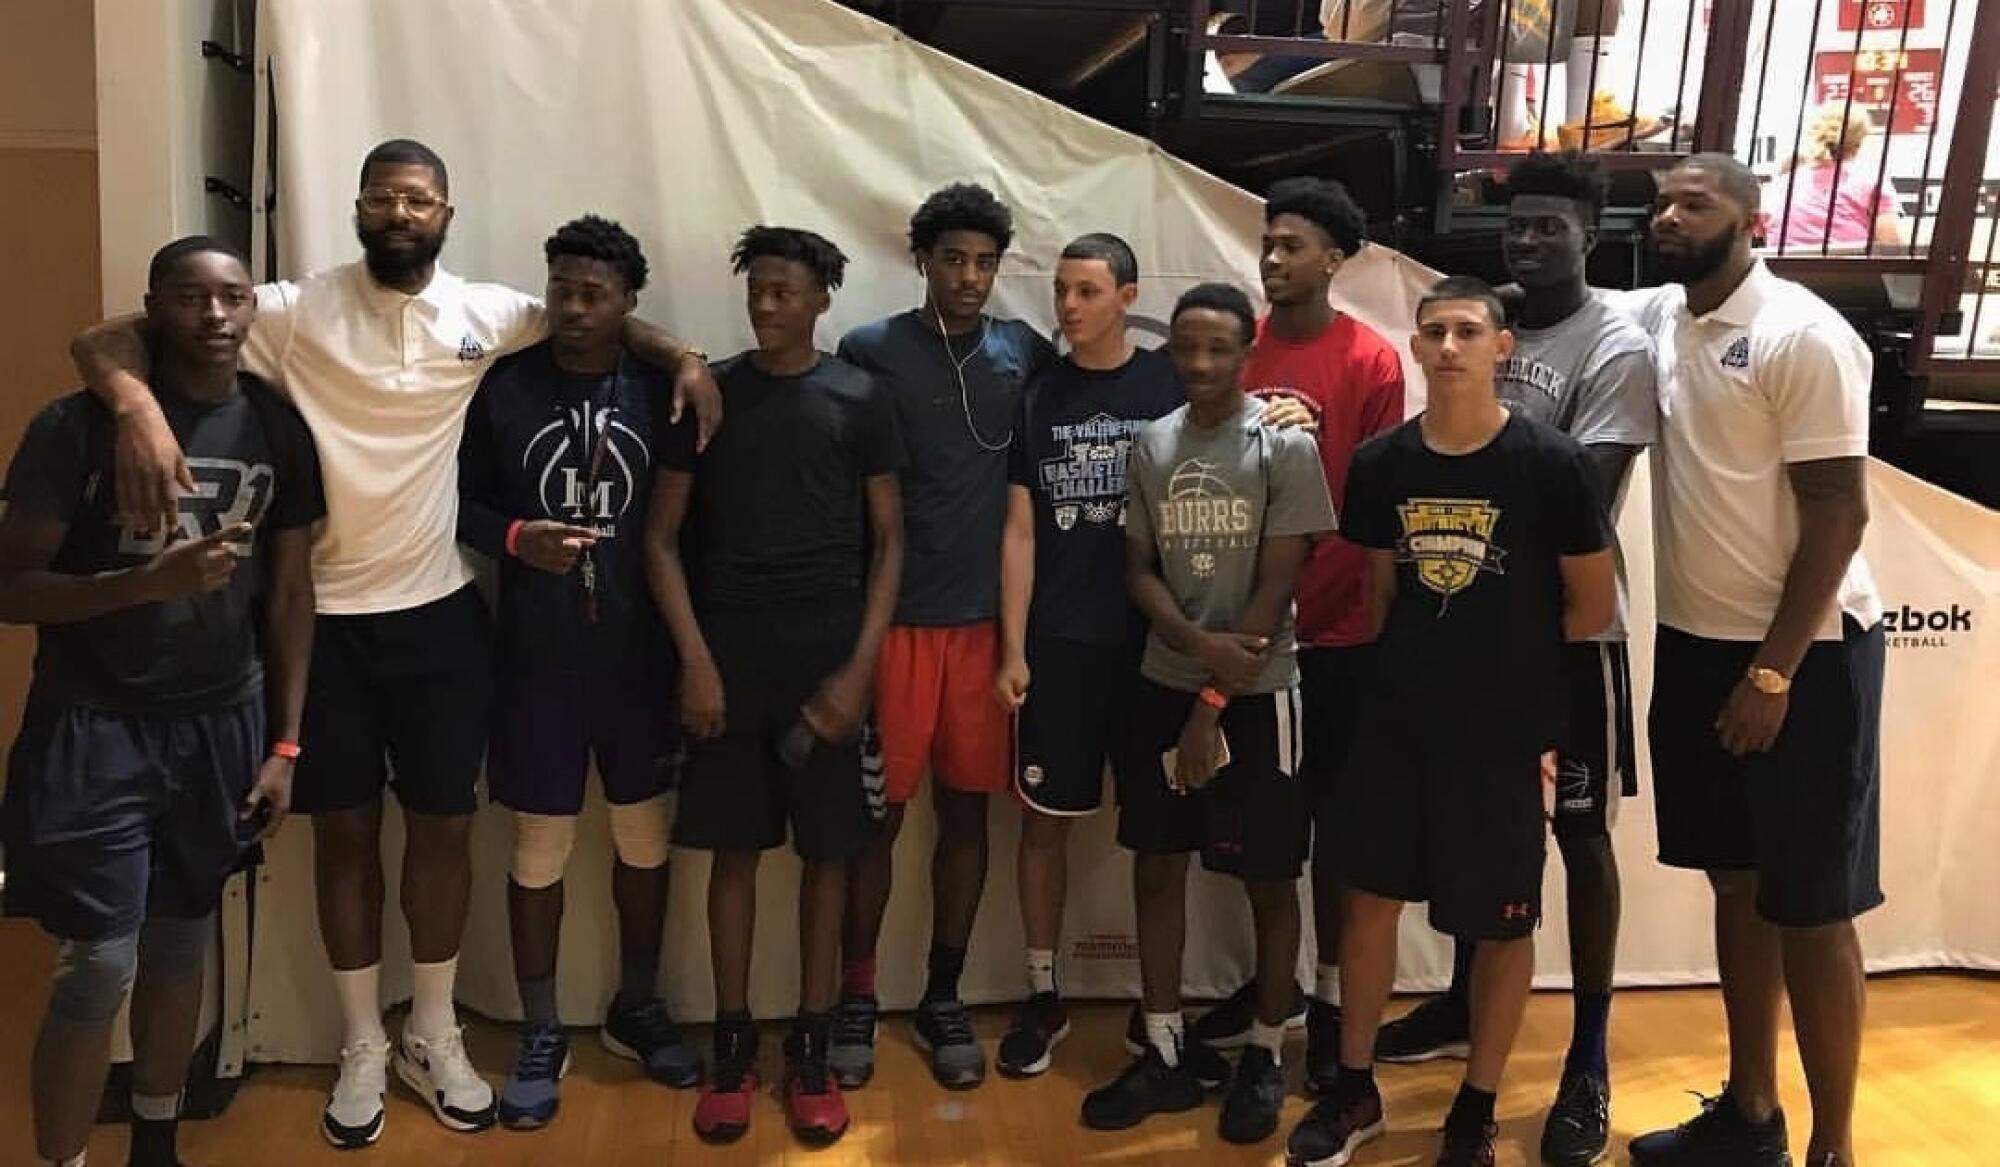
[1766, 104, 1908, 252]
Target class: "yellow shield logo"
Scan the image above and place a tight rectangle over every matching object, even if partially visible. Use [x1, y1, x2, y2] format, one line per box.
[1396, 498, 1505, 599]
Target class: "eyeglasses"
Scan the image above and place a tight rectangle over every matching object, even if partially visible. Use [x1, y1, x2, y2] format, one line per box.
[357, 188, 447, 215]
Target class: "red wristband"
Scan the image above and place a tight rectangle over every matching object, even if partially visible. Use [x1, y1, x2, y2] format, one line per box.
[504, 519, 526, 557]
[1197, 685, 1229, 710]
[270, 740, 302, 761]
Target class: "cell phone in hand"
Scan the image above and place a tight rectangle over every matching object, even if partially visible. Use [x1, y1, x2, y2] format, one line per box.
[1160, 730, 1231, 786]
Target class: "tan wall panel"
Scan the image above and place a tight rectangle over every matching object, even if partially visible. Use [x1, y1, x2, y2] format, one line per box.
[0, 147, 103, 753]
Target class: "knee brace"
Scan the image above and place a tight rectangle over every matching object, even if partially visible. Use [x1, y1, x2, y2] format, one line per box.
[607, 794, 671, 870]
[49, 930, 141, 1026]
[512, 813, 578, 890]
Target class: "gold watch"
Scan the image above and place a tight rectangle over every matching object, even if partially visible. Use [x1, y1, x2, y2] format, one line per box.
[1746, 666, 1791, 695]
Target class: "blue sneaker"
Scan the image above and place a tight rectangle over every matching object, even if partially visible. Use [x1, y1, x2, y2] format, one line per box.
[603, 996, 703, 1088]
[498, 1021, 571, 1130]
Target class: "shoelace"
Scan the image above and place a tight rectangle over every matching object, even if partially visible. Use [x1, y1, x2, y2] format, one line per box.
[425, 1029, 482, 1091]
[711, 1029, 755, 1092]
[790, 1031, 831, 1095]
[832, 999, 875, 1046]
[1014, 993, 1059, 1036]
[1550, 1075, 1607, 1130]
[335, 1042, 388, 1094]
[924, 1002, 976, 1047]
[515, 1026, 566, 1081]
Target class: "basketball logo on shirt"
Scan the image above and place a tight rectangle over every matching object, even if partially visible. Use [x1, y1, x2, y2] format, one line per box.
[457, 334, 487, 363]
[118, 457, 273, 557]
[1720, 337, 1750, 370]
[522, 402, 650, 536]
[1158, 457, 1255, 579]
[1039, 412, 1142, 530]
[1395, 497, 1506, 605]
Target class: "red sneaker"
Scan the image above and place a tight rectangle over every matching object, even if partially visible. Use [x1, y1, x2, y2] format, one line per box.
[692, 1023, 758, 1144]
[783, 1026, 850, 1146]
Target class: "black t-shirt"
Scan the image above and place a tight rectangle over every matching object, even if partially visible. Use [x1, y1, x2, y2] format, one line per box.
[837, 312, 1054, 626]
[458, 343, 686, 675]
[661, 352, 903, 609]
[1342, 412, 1607, 749]
[1006, 346, 1184, 645]
[2, 378, 325, 713]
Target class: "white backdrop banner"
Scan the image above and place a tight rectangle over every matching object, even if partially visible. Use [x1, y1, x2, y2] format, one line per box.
[241, 0, 1998, 1064]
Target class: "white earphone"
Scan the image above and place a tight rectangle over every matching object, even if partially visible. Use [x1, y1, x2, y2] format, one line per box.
[922, 261, 1009, 452]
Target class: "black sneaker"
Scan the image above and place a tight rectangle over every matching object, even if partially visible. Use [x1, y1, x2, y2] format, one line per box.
[1285, 1080, 1386, 1167]
[1080, 1046, 1203, 1131]
[1375, 995, 1470, 1063]
[996, 991, 1069, 1078]
[1437, 1118, 1498, 1166]
[1220, 1045, 1285, 1144]
[1540, 1071, 1610, 1166]
[1629, 1087, 1791, 1166]
[1121, 1005, 1229, 1091]
[827, 995, 877, 1089]
[1305, 999, 1342, 1096]
[1189, 981, 1310, 1049]
[602, 996, 702, 1088]
[912, 998, 986, 1090]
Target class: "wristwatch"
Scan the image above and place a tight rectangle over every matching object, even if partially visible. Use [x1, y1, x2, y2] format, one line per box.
[1745, 666, 1791, 695]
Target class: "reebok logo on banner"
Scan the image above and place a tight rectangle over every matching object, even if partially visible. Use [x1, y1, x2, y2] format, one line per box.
[1720, 337, 1750, 370]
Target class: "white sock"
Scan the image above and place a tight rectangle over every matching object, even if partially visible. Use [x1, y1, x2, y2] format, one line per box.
[1143, 1011, 1184, 1068]
[408, 957, 460, 1041]
[129, 1090, 181, 1121]
[1249, 1019, 1286, 1065]
[52, 1153, 85, 1167]
[332, 964, 389, 1048]
[1567, 35, 1615, 120]
[1315, 963, 1342, 1007]
[1026, 948, 1057, 996]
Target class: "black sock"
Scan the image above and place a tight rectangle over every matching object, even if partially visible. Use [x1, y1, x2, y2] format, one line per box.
[613, 944, 661, 1011]
[1334, 1063, 1376, 1101]
[1447, 1082, 1497, 1131]
[128, 1116, 179, 1167]
[715, 1009, 755, 1056]
[1445, 938, 1475, 1014]
[923, 944, 968, 1004]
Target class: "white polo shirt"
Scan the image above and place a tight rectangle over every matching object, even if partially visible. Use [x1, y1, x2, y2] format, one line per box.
[240, 262, 544, 615]
[1616, 262, 1882, 642]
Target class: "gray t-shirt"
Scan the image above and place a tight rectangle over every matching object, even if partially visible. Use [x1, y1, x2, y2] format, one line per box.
[1497, 290, 1659, 639]
[1125, 400, 1337, 694]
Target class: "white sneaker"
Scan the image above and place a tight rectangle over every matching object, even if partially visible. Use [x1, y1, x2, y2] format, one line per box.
[322, 1038, 389, 1148]
[395, 1027, 497, 1132]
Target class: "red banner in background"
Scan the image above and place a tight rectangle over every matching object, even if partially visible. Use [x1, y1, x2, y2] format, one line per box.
[1838, 0, 1925, 30]
[1815, 49, 1944, 134]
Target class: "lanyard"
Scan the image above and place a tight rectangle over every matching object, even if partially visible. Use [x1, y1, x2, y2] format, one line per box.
[558, 354, 624, 623]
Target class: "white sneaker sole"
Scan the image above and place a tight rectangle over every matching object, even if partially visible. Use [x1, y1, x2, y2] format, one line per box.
[999, 1020, 1070, 1077]
[320, 1104, 384, 1150]
[1288, 1116, 1386, 1167]
[393, 1047, 497, 1133]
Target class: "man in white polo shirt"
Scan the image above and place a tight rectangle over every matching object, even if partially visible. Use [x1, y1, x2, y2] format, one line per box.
[68, 139, 718, 1150]
[1618, 154, 1883, 1167]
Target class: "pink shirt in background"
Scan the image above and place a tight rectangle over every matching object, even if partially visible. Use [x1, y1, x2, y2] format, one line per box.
[1767, 163, 1890, 249]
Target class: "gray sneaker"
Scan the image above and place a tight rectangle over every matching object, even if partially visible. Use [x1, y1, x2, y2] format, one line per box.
[827, 995, 877, 1089]
[912, 998, 986, 1089]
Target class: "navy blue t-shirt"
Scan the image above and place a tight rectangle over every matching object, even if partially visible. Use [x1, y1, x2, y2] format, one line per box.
[1006, 346, 1184, 645]
[2, 377, 325, 713]
[838, 311, 1054, 626]
[458, 343, 686, 675]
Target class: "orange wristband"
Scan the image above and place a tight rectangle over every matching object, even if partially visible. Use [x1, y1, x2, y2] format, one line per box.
[271, 740, 302, 761]
[504, 519, 526, 557]
[1197, 686, 1229, 710]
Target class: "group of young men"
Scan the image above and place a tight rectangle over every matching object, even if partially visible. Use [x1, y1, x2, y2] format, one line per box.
[1, 136, 1883, 1167]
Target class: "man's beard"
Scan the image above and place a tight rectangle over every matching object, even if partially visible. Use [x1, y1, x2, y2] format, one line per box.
[1650, 224, 1739, 285]
[358, 224, 447, 286]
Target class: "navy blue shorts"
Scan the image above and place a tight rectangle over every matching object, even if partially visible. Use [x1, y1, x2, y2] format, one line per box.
[3, 691, 262, 940]
[1649, 618, 1886, 927]
[487, 659, 678, 815]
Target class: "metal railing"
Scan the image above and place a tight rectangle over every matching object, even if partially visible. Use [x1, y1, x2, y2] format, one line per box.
[1184, 0, 2000, 375]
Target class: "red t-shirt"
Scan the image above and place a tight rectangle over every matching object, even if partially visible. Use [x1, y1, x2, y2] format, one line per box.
[1244, 313, 1405, 648]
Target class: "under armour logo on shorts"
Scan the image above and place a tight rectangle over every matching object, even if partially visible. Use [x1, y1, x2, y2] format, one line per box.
[1501, 902, 1534, 920]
